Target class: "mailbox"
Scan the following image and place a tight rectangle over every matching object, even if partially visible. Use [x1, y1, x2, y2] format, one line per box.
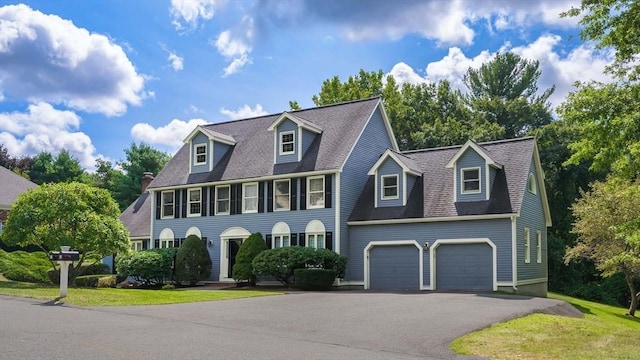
[49, 251, 80, 261]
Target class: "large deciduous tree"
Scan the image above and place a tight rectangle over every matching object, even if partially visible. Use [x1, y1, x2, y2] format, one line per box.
[1, 182, 130, 282]
[463, 52, 554, 138]
[29, 150, 88, 185]
[114, 143, 171, 211]
[565, 177, 640, 316]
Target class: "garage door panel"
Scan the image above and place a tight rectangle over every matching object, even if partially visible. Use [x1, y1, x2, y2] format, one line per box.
[436, 243, 492, 291]
[369, 245, 419, 291]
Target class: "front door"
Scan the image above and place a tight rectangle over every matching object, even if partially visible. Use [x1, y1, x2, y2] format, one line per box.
[228, 238, 243, 278]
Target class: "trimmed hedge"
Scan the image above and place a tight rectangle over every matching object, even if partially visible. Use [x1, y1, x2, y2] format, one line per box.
[97, 275, 117, 288]
[116, 248, 177, 286]
[294, 268, 337, 290]
[0, 250, 51, 283]
[74, 274, 110, 288]
[47, 262, 111, 284]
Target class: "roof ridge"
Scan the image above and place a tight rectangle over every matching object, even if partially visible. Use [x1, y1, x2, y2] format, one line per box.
[401, 136, 535, 154]
[288, 96, 381, 114]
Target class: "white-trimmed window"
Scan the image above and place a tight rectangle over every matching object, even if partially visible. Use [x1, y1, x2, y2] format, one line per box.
[307, 176, 325, 208]
[461, 167, 481, 194]
[272, 222, 291, 248]
[243, 182, 259, 213]
[524, 227, 531, 264]
[274, 234, 290, 248]
[188, 188, 201, 216]
[130, 241, 143, 251]
[536, 230, 542, 264]
[160, 239, 174, 248]
[274, 179, 290, 211]
[280, 131, 295, 155]
[161, 190, 174, 218]
[215, 185, 230, 215]
[528, 173, 537, 194]
[305, 220, 325, 249]
[381, 174, 398, 200]
[194, 144, 207, 165]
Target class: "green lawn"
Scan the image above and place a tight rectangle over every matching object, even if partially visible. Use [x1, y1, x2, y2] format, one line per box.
[451, 293, 640, 360]
[0, 280, 281, 306]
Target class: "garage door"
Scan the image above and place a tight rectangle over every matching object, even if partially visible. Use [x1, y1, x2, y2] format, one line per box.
[369, 245, 420, 291]
[436, 243, 493, 291]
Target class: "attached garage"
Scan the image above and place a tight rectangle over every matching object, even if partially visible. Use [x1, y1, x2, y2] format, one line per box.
[366, 241, 422, 291]
[434, 241, 494, 291]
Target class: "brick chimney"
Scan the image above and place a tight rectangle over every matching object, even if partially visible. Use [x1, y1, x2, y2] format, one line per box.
[141, 172, 154, 194]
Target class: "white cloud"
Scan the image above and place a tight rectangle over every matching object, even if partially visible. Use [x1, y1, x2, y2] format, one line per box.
[386, 34, 614, 111]
[130, 118, 209, 152]
[220, 104, 268, 120]
[0, 4, 147, 116]
[0, 102, 102, 170]
[170, 0, 225, 31]
[214, 27, 253, 76]
[167, 51, 184, 71]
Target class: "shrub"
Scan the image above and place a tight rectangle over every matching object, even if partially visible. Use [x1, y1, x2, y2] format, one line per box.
[116, 248, 177, 286]
[232, 232, 268, 285]
[252, 246, 347, 286]
[74, 274, 109, 288]
[174, 235, 212, 286]
[47, 261, 112, 284]
[0, 250, 51, 283]
[294, 268, 337, 290]
[97, 275, 116, 288]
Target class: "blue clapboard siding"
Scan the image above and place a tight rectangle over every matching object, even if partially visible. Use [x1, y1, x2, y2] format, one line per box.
[347, 218, 512, 287]
[274, 119, 298, 164]
[301, 128, 316, 155]
[456, 150, 486, 202]
[339, 106, 394, 256]
[190, 132, 210, 174]
[516, 160, 547, 282]
[376, 158, 404, 207]
[213, 141, 231, 167]
[436, 243, 492, 291]
[369, 245, 420, 290]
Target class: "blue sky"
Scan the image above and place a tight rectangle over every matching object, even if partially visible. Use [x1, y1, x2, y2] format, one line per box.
[0, 0, 614, 171]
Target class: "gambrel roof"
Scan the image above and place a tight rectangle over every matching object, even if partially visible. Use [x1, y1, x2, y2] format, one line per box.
[0, 166, 37, 209]
[148, 97, 386, 189]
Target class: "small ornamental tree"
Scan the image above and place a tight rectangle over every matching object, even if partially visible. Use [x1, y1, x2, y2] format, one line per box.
[116, 248, 177, 287]
[174, 235, 212, 286]
[232, 232, 268, 286]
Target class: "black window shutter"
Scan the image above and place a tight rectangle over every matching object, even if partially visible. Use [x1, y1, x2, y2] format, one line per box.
[154, 239, 160, 248]
[267, 180, 274, 212]
[181, 189, 187, 218]
[230, 184, 238, 215]
[209, 187, 215, 216]
[258, 181, 265, 213]
[325, 174, 332, 208]
[142, 240, 148, 250]
[173, 190, 179, 218]
[291, 233, 298, 246]
[155, 192, 161, 219]
[326, 232, 333, 250]
[299, 233, 306, 247]
[236, 184, 243, 214]
[201, 187, 208, 216]
[291, 179, 297, 210]
[300, 177, 307, 210]
[265, 234, 272, 249]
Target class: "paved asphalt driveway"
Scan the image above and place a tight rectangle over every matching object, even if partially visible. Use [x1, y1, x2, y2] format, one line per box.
[0, 291, 576, 360]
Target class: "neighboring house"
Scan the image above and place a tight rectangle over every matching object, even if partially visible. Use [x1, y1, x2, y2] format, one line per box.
[0, 165, 37, 233]
[127, 97, 550, 296]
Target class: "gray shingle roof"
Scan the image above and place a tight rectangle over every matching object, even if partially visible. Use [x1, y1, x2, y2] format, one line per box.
[119, 192, 151, 239]
[350, 137, 537, 221]
[0, 166, 37, 209]
[148, 97, 382, 189]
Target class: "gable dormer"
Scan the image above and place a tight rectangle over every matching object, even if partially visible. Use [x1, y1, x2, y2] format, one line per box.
[184, 125, 236, 174]
[446, 140, 502, 202]
[267, 112, 322, 164]
[368, 149, 422, 208]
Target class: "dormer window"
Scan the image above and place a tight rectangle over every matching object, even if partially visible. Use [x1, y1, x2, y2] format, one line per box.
[194, 144, 207, 165]
[461, 168, 481, 194]
[280, 131, 295, 155]
[381, 175, 398, 200]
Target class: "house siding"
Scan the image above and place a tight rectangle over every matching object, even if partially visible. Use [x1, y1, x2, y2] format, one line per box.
[347, 218, 513, 287]
[339, 106, 394, 256]
[213, 141, 230, 167]
[516, 160, 548, 282]
[301, 128, 316, 156]
[275, 119, 298, 164]
[376, 158, 404, 207]
[456, 150, 486, 201]
[191, 132, 210, 174]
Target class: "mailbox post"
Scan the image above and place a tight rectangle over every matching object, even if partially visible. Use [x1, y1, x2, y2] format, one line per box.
[49, 246, 80, 298]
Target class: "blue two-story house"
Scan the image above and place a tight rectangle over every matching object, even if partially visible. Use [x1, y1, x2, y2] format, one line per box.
[121, 97, 551, 296]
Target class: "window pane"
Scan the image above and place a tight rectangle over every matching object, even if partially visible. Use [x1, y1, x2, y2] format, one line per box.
[245, 184, 257, 197]
[310, 178, 323, 191]
[316, 234, 325, 249]
[189, 190, 200, 202]
[309, 193, 324, 207]
[383, 176, 397, 187]
[283, 235, 290, 247]
[463, 169, 479, 180]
